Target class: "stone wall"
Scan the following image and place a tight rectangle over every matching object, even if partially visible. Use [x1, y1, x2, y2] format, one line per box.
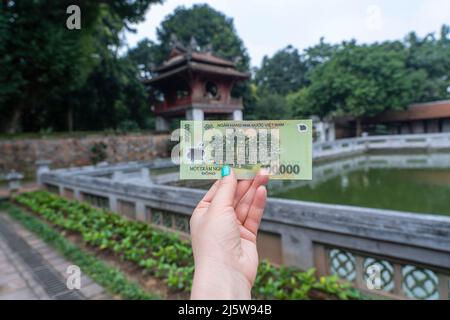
[0, 133, 170, 177]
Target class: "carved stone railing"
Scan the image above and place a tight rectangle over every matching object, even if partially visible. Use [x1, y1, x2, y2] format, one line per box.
[313, 132, 450, 160]
[40, 165, 450, 300]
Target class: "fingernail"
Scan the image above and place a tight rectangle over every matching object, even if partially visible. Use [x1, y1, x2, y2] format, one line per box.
[260, 167, 270, 176]
[221, 165, 231, 177]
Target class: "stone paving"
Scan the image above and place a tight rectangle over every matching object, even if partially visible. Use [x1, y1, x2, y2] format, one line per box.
[0, 211, 111, 300]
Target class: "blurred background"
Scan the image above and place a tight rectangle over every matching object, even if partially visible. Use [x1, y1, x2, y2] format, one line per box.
[0, 0, 450, 301]
[1, 0, 449, 134]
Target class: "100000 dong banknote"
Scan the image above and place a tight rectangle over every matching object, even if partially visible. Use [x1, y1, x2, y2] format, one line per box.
[179, 120, 312, 180]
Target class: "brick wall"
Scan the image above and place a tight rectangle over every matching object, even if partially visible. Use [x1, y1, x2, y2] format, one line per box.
[0, 133, 170, 178]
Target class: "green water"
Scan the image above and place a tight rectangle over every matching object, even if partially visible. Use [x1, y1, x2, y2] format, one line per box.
[271, 168, 450, 216]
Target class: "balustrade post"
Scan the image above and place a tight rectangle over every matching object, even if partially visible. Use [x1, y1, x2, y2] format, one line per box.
[36, 160, 52, 185]
[393, 263, 403, 296]
[438, 274, 449, 300]
[313, 244, 329, 277]
[355, 255, 365, 290]
[6, 170, 24, 196]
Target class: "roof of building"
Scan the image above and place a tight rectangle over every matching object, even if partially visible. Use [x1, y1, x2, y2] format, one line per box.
[156, 50, 236, 72]
[369, 100, 450, 122]
[144, 63, 249, 85]
[144, 45, 249, 84]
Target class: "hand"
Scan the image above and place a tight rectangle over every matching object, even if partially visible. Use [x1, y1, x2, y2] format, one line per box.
[190, 166, 269, 300]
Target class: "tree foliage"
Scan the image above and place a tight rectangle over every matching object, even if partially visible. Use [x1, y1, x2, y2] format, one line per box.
[289, 28, 449, 121]
[127, 39, 160, 79]
[248, 92, 292, 121]
[155, 4, 250, 71]
[1, 0, 449, 133]
[0, 0, 161, 133]
[255, 45, 307, 96]
[405, 26, 450, 102]
[256, 28, 450, 123]
[127, 4, 251, 79]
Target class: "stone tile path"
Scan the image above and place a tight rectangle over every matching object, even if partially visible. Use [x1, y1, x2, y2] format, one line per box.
[0, 211, 111, 300]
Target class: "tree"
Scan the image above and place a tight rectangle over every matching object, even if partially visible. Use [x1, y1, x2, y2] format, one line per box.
[63, 7, 153, 131]
[0, 0, 161, 133]
[248, 92, 292, 120]
[291, 41, 427, 135]
[286, 88, 311, 118]
[254, 45, 307, 95]
[155, 4, 250, 71]
[127, 39, 160, 79]
[405, 25, 450, 102]
[303, 37, 338, 78]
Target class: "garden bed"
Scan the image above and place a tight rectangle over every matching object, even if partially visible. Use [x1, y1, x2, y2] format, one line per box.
[0, 202, 156, 300]
[11, 191, 362, 300]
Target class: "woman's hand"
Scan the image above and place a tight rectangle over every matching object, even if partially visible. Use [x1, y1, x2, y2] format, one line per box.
[190, 166, 269, 299]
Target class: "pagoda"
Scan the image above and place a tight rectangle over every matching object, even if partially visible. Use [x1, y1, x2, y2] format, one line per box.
[144, 37, 250, 131]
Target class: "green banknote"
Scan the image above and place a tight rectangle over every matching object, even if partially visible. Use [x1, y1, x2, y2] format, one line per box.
[179, 120, 312, 180]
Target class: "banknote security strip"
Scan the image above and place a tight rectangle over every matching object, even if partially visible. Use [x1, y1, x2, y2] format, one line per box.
[179, 120, 312, 180]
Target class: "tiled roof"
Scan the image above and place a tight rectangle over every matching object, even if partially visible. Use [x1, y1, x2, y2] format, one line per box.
[372, 100, 450, 122]
[144, 63, 249, 85]
[154, 50, 236, 73]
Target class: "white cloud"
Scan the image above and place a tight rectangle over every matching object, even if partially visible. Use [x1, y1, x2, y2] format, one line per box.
[125, 0, 450, 67]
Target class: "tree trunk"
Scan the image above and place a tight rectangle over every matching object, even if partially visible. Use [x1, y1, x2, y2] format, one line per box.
[355, 118, 362, 137]
[6, 107, 22, 134]
[67, 106, 74, 132]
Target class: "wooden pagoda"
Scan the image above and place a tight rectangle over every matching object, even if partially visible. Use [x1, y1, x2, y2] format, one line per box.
[144, 40, 249, 131]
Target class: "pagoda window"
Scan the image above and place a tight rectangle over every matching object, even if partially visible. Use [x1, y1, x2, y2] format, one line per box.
[176, 89, 189, 100]
[205, 81, 220, 99]
[176, 81, 190, 101]
[151, 90, 164, 103]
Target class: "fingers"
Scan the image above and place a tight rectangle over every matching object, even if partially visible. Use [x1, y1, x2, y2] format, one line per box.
[235, 169, 269, 222]
[243, 185, 267, 238]
[208, 167, 237, 213]
[201, 180, 221, 204]
[234, 180, 252, 207]
[194, 180, 220, 214]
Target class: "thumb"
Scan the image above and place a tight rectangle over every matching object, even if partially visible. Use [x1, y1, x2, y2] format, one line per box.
[209, 165, 237, 212]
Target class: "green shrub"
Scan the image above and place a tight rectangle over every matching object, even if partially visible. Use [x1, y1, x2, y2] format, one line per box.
[89, 142, 108, 164]
[1, 202, 156, 300]
[118, 120, 140, 133]
[12, 191, 361, 299]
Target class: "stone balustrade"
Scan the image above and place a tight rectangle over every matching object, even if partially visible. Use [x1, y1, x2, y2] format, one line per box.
[37, 133, 450, 300]
[313, 132, 450, 160]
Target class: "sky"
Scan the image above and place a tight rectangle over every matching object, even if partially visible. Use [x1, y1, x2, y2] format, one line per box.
[125, 0, 450, 67]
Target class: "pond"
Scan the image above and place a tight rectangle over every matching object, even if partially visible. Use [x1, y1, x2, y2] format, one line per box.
[269, 153, 450, 216]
